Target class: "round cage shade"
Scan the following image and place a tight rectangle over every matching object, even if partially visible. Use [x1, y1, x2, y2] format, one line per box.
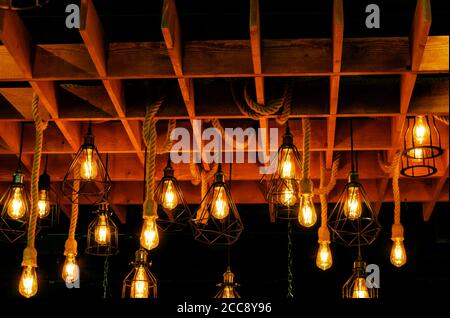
[0, 171, 30, 243]
[154, 168, 192, 232]
[328, 173, 381, 247]
[342, 259, 379, 299]
[260, 138, 302, 220]
[403, 116, 443, 160]
[0, 0, 48, 10]
[192, 171, 243, 245]
[86, 202, 119, 256]
[62, 143, 111, 204]
[400, 152, 438, 178]
[215, 266, 240, 299]
[122, 249, 157, 299]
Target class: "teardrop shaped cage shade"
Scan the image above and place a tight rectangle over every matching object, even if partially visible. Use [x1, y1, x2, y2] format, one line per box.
[85, 202, 119, 256]
[192, 179, 243, 246]
[0, 172, 30, 243]
[62, 145, 111, 204]
[328, 177, 381, 247]
[403, 116, 443, 160]
[154, 175, 192, 232]
[122, 250, 157, 299]
[259, 143, 302, 220]
[342, 259, 379, 299]
[0, 0, 48, 10]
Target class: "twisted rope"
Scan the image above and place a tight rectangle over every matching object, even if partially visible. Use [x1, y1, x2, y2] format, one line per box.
[142, 94, 165, 219]
[64, 165, 80, 256]
[301, 119, 311, 180]
[434, 115, 449, 126]
[314, 153, 340, 196]
[22, 94, 48, 267]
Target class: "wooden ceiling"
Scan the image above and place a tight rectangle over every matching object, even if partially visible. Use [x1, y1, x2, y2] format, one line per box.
[0, 0, 448, 223]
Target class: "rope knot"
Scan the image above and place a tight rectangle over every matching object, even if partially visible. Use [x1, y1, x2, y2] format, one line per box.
[21, 247, 37, 267]
[64, 238, 78, 256]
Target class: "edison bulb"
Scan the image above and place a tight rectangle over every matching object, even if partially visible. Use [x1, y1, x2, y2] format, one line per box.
[279, 179, 297, 207]
[94, 214, 110, 245]
[316, 242, 333, 270]
[38, 189, 51, 218]
[390, 238, 407, 267]
[222, 286, 235, 298]
[279, 149, 295, 179]
[7, 187, 27, 220]
[211, 186, 229, 220]
[162, 180, 178, 210]
[140, 217, 159, 250]
[413, 116, 429, 145]
[80, 148, 98, 180]
[130, 265, 150, 298]
[352, 277, 369, 298]
[298, 194, 317, 227]
[19, 266, 38, 298]
[344, 186, 362, 220]
[62, 254, 80, 284]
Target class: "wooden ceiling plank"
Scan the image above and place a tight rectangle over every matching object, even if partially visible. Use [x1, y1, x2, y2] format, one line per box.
[250, 0, 264, 105]
[423, 151, 449, 221]
[410, 0, 432, 71]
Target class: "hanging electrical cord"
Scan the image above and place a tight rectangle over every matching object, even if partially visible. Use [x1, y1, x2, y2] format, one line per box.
[102, 256, 110, 298]
[19, 93, 48, 298]
[287, 219, 294, 299]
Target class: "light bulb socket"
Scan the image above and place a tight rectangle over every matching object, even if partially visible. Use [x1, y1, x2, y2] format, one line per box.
[391, 224, 404, 240]
[163, 164, 174, 177]
[12, 170, 25, 185]
[282, 132, 294, 146]
[214, 170, 226, 184]
[83, 130, 95, 147]
[223, 266, 234, 284]
[135, 248, 148, 263]
[38, 172, 51, 191]
[348, 171, 360, 184]
[300, 178, 313, 194]
[353, 259, 366, 274]
[96, 201, 110, 214]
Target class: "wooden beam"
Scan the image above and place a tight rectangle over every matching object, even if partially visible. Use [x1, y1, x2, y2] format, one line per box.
[0, 88, 34, 119]
[250, 0, 264, 105]
[332, 0, 344, 73]
[0, 121, 32, 169]
[110, 204, 127, 224]
[410, 0, 432, 71]
[423, 151, 449, 221]
[0, 10, 33, 77]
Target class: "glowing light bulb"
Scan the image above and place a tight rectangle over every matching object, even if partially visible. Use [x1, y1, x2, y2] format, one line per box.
[298, 194, 317, 227]
[390, 238, 407, 267]
[344, 186, 362, 220]
[19, 265, 38, 298]
[211, 186, 229, 220]
[280, 149, 295, 179]
[162, 180, 178, 210]
[37, 189, 51, 218]
[94, 214, 110, 245]
[80, 148, 98, 180]
[130, 265, 150, 298]
[7, 187, 27, 220]
[413, 116, 429, 145]
[352, 277, 369, 298]
[316, 242, 333, 270]
[62, 254, 79, 284]
[140, 217, 159, 250]
[222, 286, 235, 298]
[279, 179, 297, 207]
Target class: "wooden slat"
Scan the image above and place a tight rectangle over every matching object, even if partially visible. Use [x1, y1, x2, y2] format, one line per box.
[0, 88, 34, 119]
[0, 121, 32, 169]
[410, 0, 432, 71]
[250, 0, 264, 105]
[423, 151, 449, 221]
[332, 0, 344, 73]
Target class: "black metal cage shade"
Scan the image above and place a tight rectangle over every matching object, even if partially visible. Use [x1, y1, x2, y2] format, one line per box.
[260, 142, 302, 220]
[62, 144, 111, 204]
[0, 0, 48, 10]
[328, 174, 381, 247]
[214, 266, 240, 299]
[86, 202, 119, 256]
[192, 176, 243, 246]
[403, 116, 443, 160]
[400, 153, 438, 178]
[122, 249, 157, 299]
[342, 259, 379, 299]
[154, 175, 192, 232]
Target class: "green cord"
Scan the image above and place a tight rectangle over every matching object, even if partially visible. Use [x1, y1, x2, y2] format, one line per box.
[287, 220, 294, 299]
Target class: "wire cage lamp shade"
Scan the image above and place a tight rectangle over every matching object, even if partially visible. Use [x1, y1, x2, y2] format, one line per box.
[155, 159, 191, 232]
[0, 170, 30, 243]
[342, 258, 379, 299]
[215, 266, 240, 299]
[401, 116, 443, 177]
[86, 200, 119, 256]
[260, 124, 302, 220]
[0, 0, 48, 10]
[192, 166, 243, 245]
[62, 124, 111, 204]
[122, 249, 157, 299]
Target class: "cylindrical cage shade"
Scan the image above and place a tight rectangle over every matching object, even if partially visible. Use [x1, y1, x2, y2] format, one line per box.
[400, 153, 438, 177]
[0, 0, 48, 10]
[342, 259, 379, 299]
[62, 144, 111, 204]
[86, 202, 119, 256]
[260, 142, 302, 220]
[154, 175, 191, 232]
[192, 173, 243, 245]
[328, 174, 381, 247]
[403, 116, 443, 160]
[122, 249, 157, 299]
[215, 267, 240, 299]
[0, 171, 30, 243]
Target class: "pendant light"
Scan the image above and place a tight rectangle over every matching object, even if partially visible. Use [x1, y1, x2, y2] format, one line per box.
[328, 120, 381, 246]
[122, 248, 157, 299]
[342, 257, 378, 299]
[0, 123, 30, 243]
[260, 122, 302, 220]
[154, 156, 191, 232]
[62, 122, 111, 204]
[192, 163, 243, 245]
[215, 266, 240, 299]
[37, 154, 52, 219]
